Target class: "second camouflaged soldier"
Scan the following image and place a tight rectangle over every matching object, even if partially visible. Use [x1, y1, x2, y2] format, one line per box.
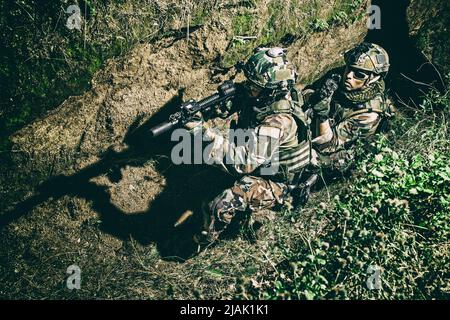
[306, 42, 395, 174]
[186, 48, 312, 250]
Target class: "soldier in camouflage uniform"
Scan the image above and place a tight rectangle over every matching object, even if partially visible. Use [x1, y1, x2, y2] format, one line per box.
[306, 42, 394, 174]
[185, 48, 312, 249]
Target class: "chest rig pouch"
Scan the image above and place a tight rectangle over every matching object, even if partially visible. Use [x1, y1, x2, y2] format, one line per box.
[254, 89, 312, 184]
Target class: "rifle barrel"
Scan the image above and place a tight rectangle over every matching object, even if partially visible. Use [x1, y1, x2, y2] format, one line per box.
[149, 81, 236, 138]
[150, 121, 175, 137]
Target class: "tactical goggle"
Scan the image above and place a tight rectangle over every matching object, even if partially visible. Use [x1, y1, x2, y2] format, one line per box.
[346, 67, 370, 80]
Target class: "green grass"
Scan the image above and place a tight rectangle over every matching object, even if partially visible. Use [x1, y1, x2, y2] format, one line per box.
[0, 0, 220, 145]
[221, 0, 368, 68]
[232, 12, 255, 35]
[1, 0, 448, 300]
[311, 0, 365, 31]
[238, 83, 450, 299]
[0, 0, 369, 144]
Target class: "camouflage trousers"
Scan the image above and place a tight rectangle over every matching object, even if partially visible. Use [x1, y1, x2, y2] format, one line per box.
[200, 175, 289, 243]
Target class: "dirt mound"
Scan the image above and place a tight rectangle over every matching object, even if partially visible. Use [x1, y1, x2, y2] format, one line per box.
[0, 10, 367, 298]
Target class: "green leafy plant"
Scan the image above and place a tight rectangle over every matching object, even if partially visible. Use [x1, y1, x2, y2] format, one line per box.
[309, 18, 330, 32]
[239, 86, 450, 300]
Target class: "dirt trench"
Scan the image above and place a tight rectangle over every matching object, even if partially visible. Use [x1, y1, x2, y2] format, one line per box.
[0, 5, 369, 296]
[2, 0, 444, 299]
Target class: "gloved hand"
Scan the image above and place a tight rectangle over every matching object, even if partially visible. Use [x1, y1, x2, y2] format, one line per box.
[313, 74, 341, 120]
[214, 100, 233, 119]
[313, 98, 331, 119]
[183, 111, 204, 132]
[318, 74, 341, 100]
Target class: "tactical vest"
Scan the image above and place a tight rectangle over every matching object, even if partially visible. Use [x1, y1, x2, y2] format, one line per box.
[319, 90, 394, 169]
[254, 90, 312, 184]
[331, 85, 394, 135]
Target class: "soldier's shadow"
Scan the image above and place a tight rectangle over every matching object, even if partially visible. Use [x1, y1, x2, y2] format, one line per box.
[0, 91, 235, 261]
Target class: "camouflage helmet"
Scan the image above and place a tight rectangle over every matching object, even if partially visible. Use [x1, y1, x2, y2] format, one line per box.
[243, 47, 297, 90]
[344, 42, 390, 76]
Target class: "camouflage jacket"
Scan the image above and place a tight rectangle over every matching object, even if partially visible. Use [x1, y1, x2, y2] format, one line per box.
[309, 80, 393, 172]
[203, 87, 311, 184]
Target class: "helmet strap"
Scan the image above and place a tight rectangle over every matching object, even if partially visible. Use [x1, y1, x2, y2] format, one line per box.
[365, 74, 381, 87]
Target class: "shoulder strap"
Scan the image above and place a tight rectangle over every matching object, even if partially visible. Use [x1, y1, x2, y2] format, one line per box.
[340, 107, 385, 122]
[340, 92, 394, 122]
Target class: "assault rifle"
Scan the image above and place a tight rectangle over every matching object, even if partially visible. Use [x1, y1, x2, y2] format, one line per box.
[149, 81, 236, 137]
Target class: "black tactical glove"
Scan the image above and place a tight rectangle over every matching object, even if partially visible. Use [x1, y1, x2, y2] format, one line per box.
[318, 74, 341, 100]
[313, 74, 341, 120]
[312, 99, 331, 120]
[214, 100, 233, 119]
